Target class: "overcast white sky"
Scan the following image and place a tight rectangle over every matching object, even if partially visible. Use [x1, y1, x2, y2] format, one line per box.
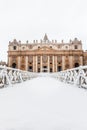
[0, 0, 87, 62]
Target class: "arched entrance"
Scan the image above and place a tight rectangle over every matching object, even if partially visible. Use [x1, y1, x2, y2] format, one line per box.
[12, 63, 16, 68]
[57, 66, 62, 71]
[74, 63, 79, 67]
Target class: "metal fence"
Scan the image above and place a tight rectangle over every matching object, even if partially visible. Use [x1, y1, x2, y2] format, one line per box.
[1, 65, 87, 89]
[0, 65, 38, 88]
[50, 66, 87, 89]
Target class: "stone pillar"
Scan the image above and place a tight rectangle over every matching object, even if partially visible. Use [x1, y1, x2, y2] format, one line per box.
[80, 56, 83, 66]
[52, 56, 54, 72]
[62, 56, 65, 71]
[48, 56, 49, 72]
[40, 56, 42, 72]
[25, 56, 28, 71]
[69, 56, 73, 69]
[55, 56, 57, 72]
[8, 57, 11, 67]
[33, 56, 35, 72]
[33, 56, 36, 72]
[18, 56, 21, 69]
[36, 56, 37, 72]
[54, 56, 56, 72]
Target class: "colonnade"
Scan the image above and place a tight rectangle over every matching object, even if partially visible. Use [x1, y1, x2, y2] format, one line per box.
[8, 55, 83, 72]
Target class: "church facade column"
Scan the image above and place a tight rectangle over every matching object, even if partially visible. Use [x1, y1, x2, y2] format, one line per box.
[55, 56, 57, 72]
[40, 56, 42, 72]
[48, 56, 49, 72]
[62, 56, 65, 71]
[80, 56, 83, 66]
[33, 56, 35, 72]
[17, 56, 21, 69]
[52, 56, 54, 72]
[8, 56, 11, 67]
[69, 56, 73, 69]
[36, 56, 37, 72]
[25, 56, 28, 71]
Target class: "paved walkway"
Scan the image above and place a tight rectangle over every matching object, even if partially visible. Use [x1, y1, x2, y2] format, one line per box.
[0, 77, 87, 130]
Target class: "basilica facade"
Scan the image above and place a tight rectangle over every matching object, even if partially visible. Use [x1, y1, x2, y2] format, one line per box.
[7, 34, 87, 72]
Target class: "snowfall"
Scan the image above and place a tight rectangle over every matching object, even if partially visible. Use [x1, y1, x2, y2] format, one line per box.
[0, 76, 87, 130]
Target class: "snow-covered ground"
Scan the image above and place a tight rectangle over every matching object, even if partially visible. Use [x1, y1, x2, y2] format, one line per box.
[0, 76, 87, 130]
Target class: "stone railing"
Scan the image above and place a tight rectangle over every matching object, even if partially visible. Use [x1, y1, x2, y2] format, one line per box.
[0, 66, 38, 88]
[50, 66, 87, 89]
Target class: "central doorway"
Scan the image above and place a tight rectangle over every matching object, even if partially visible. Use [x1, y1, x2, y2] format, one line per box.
[42, 66, 48, 72]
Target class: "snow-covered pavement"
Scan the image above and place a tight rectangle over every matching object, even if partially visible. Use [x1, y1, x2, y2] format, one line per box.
[0, 76, 87, 130]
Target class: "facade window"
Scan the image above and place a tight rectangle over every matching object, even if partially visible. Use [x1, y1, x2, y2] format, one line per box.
[22, 47, 25, 50]
[64, 46, 69, 49]
[43, 66, 47, 68]
[75, 45, 78, 49]
[13, 46, 16, 50]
